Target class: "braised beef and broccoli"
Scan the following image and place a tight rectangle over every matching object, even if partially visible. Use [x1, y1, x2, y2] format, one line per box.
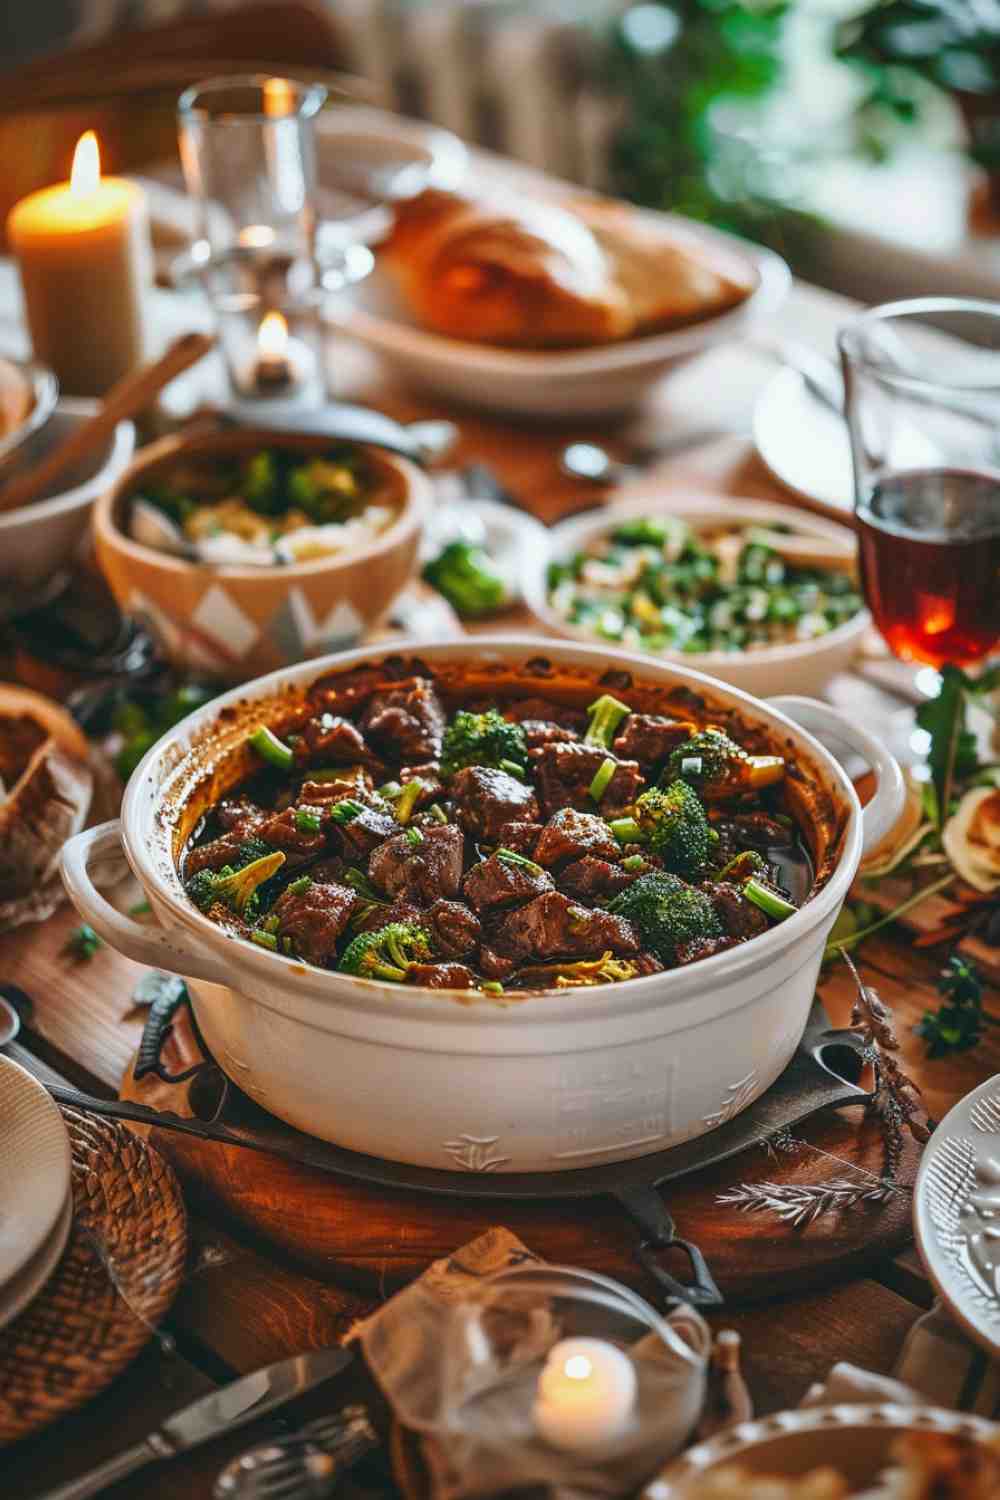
[181, 666, 811, 993]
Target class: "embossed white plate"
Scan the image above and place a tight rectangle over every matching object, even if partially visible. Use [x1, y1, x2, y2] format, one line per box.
[915, 1073, 1000, 1361]
[0, 1190, 72, 1331]
[648, 1403, 999, 1496]
[0, 1056, 72, 1292]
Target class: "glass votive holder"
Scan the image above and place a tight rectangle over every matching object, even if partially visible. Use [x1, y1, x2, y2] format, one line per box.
[433, 1265, 710, 1494]
[217, 294, 325, 416]
[178, 74, 326, 309]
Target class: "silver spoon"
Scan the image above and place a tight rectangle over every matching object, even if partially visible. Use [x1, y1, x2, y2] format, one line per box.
[214, 1405, 377, 1500]
[559, 426, 729, 487]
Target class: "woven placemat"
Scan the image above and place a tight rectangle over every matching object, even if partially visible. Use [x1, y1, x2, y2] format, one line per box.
[0, 1107, 188, 1445]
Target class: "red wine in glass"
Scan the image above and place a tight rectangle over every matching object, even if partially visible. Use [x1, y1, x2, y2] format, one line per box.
[856, 467, 1000, 668]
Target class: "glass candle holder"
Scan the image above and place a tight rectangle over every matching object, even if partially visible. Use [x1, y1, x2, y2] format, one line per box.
[217, 295, 325, 415]
[431, 1265, 709, 1493]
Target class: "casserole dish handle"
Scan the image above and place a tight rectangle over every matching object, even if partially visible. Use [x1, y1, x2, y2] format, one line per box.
[769, 696, 905, 856]
[61, 820, 233, 987]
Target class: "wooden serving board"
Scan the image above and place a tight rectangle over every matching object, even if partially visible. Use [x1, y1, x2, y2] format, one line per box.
[120, 997, 921, 1307]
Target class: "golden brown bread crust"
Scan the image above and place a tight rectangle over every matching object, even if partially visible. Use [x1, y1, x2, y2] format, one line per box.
[381, 188, 755, 348]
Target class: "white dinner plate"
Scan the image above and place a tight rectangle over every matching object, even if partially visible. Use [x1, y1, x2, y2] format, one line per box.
[0, 1056, 72, 1293]
[915, 1072, 1000, 1362]
[753, 366, 855, 514]
[0, 1189, 73, 1332]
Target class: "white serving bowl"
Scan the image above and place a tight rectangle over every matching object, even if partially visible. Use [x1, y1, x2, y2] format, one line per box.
[650, 1402, 999, 1496]
[526, 495, 868, 698]
[324, 212, 790, 419]
[60, 637, 902, 1174]
[0, 398, 135, 598]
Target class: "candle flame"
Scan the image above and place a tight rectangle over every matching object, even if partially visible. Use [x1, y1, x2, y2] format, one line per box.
[70, 131, 101, 195]
[240, 224, 276, 250]
[264, 77, 295, 117]
[564, 1356, 593, 1382]
[258, 311, 289, 357]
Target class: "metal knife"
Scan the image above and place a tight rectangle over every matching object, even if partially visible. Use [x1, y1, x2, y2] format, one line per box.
[39, 1347, 353, 1500]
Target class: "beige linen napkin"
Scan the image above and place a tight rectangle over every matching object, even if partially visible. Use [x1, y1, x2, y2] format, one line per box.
[346, 1227, 713, 1500]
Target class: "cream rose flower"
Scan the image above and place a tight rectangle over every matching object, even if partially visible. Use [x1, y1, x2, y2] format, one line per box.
[942, 785, 1000, 893]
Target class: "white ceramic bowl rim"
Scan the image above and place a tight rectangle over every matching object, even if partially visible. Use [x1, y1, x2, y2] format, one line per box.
[528, 493, 870, 672]
[335, 216, 790, 376]
[0, 400, 135, 530]
[118, 635, 866, 1020]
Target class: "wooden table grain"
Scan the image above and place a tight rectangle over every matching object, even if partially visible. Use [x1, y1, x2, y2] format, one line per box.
[2, 271, 997, 1498]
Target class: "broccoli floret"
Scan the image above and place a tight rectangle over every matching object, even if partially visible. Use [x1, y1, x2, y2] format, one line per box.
[338, 921, 433, 982]
[423, 541, 507, 618]
[609, 779, 714, 879]
[608, 872, 722, 965]
[287, 458, 363, 523]
[440, 709, 528, 779]
[185, 850, 286, 918]
[513, 951, 642, 989]
[583, 693, 631, 749]
[243, 450, 280, 513]
[665, 728, 784, 801]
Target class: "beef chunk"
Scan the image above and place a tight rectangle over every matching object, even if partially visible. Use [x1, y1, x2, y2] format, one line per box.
[297, 713, 384, 771]
[462, 853, 553, 915]
[272, 881, 357, 965]
[185, 817, 271, 876]
[494, 821, 544, 857]
[215, 797, 268, 832]
[532, 742, 642, 820]
[204, 900, 253, 941]
[338, 804, 399, 861]
[613, 714, 693, 771]
[369, 823, 464, 904]
[506, 698, 586, 731]
[479, 946, 517, 980]
[310, 856, 349, 885]
[534, 807, 620, 867]
[256, 807, 328, 857]
[449, 766, 539, 841]
[310, 665, 386, 716]
[406, 962, 475, 990]
[352, 897, 421, 934]
[705, 881, 770, 941]
[425, 899, 481, 958]
[674, 934, 740, 966]
[400, 763, 444, 807]
[519, 720, 579, 751]
[359, 676, 445, 762]
[558, 857, 634, 901]
[497, 891, 640, 962]
[299, 769, 373, 804]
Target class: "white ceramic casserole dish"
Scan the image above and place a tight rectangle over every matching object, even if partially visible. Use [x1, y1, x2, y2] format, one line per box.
[61, 638, 902, 1174]
[525, 495, 869, 698]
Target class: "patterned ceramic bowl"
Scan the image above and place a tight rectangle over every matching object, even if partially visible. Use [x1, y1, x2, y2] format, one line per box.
[93, 426, 429, 682]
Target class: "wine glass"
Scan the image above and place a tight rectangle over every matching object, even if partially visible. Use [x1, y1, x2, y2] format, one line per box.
[838, 297, 1000, 671]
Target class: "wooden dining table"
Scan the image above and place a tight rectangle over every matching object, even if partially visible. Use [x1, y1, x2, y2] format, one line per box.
[2, 205, 999, 1498]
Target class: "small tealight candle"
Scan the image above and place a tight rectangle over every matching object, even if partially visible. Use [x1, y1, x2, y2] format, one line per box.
[254, 311, 294, 391]
[533, 1338, 637, 1451]
[7, 131, 152, 395]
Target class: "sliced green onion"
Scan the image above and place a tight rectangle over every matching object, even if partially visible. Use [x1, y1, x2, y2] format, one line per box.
[621, 854, 646, 872]
[589, 756, 617, 804]
[286, 875, 313, 897]
[405, 826, 424, 847]
[680, 755, 703, 777]
[609, 816, 644, 844]
[480, 980, 504, 995]
[427, 802, 449, 824]
[249, 726, 294, 771]
[744, 878, 797, 923]
[394, 779, 424, 825]
[263, 913, 281, 934]
[329, 798, 365, 825]
[294, 807, 323, 834]
[342, 867, 381, 900]
[500, 758, 526, 780]
[250, 929, 278, 951]
[496, 847, 544, 877]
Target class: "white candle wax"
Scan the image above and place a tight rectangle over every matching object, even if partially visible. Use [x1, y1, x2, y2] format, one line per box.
[7, 131, 152, 397]
[533, 1337, 637, 1451]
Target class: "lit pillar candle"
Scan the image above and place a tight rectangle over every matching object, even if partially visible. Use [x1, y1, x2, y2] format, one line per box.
[7, 131, 152, 396]
[533, 1338, 637, 1451]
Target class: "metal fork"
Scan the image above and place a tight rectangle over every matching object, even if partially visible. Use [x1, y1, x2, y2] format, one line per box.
[214, 1405, 377, 1500]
